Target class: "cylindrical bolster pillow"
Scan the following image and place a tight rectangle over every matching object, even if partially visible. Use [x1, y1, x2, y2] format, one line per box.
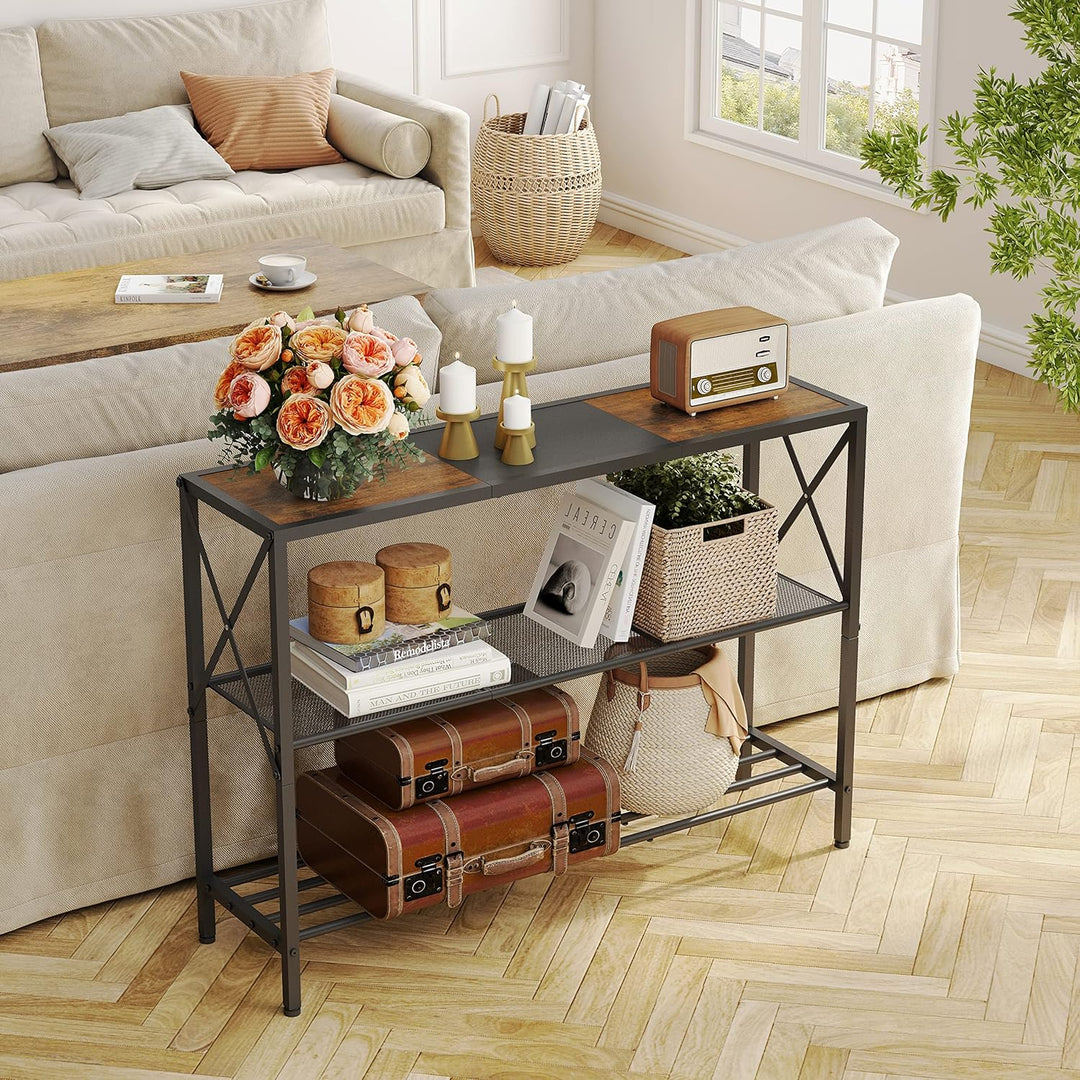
[327, 94, 431, 178]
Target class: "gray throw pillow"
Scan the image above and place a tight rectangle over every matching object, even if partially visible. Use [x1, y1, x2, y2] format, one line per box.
[45, 104, 234, 201]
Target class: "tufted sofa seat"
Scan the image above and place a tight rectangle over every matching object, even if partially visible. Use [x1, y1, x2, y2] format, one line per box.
[0, 0, 474, 287]
[0, 164, 446, 282]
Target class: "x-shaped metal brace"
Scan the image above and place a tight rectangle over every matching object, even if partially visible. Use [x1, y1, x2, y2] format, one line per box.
[777, 428, 851, 598]
[180, 495, 280, 778]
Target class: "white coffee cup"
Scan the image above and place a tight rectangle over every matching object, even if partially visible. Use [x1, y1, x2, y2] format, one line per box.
[258, 253, 307, 286]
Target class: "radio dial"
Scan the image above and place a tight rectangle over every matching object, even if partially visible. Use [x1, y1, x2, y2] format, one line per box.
[696, 377, 712, 395]
[756, 366, 772, 384]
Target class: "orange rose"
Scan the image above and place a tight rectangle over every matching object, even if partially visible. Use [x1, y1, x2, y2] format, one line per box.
[276, 394, 334, 450]
[281, 365, 316, 396]
[292, 324, 348, 363]
[229, 321, 282, 371]
[330, 374, 395, 435]
[214, 359, 247, 408]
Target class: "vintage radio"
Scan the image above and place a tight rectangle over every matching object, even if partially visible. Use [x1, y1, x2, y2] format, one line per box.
[650, 306, 788, 415]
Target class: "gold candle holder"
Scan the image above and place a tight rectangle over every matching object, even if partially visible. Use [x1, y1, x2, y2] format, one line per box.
[498, 422, 535, 466]
[493, 357, 537, 449]
[434, 406, 481, 460]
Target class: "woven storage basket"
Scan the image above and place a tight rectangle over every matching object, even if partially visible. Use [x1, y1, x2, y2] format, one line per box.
[634, 497, 778, 642]
[584, 648, 744, 816]
[473, 93, 602, 267]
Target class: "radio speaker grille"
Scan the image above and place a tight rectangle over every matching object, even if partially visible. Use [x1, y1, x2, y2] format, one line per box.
[657, 340, 676, 396]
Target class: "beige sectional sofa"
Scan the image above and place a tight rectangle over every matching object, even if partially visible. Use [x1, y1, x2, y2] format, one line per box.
[0, 0, 474, 288]
[0, 218, 980, 936]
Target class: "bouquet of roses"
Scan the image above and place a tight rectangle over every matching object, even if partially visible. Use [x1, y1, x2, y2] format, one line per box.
[210, 303, 432, 501]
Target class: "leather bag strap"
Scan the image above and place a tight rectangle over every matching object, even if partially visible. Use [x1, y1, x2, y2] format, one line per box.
[533, 771, 570, 876]
[428, 799, 465, 908]
[429, 714, 465, 795]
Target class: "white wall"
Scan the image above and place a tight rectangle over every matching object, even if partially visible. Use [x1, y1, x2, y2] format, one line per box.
[592, 0, 1040, 373]
[2, 0, 592, 137]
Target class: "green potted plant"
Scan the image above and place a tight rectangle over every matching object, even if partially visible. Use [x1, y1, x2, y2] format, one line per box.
[860, 0, 1080, 412]
[608, 452, 777, 642]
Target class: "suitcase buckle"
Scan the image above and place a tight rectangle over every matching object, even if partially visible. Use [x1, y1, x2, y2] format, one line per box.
[415, 760, 450, 801]
[402, 854, 444, 902]
[444, 850, 465, 909]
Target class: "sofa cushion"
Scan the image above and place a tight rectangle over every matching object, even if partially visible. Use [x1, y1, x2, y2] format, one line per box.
[0, 163, 445, 282]
[423, 217, 899, 381]
[37, 0, 333, 127]
[45, 105, 234, 201]
[0, 296, 441, 475]
[182, 69, 343, 172]
[0, 27, 57, 187]
[327, 95, 432, 179]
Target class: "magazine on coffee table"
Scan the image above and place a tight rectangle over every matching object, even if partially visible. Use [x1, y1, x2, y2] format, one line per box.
[115, 274, 223, 304]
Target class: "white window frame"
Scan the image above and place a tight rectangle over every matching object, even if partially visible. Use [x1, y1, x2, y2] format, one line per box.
[686, 0, 938, 204]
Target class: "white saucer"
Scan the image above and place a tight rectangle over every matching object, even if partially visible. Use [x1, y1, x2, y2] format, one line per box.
[249, 270, 318, 292]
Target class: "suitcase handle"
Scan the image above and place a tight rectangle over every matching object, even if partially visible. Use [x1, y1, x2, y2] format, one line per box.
[476, 842, 549, 876]
[463, 752, 533, 784]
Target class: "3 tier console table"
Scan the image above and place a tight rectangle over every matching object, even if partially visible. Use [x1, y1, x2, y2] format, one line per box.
[178, 377, 866, 1015]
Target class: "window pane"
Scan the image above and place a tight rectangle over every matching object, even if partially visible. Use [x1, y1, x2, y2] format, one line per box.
[766, 0, 802, 13]
[827, 0, 872, 32]
[824, 29, 870, 156]
[877, 0, 923, 44]
[719, 4, 763, 130]
[874, 42, 920, 132]
[762, 14, 801, 139]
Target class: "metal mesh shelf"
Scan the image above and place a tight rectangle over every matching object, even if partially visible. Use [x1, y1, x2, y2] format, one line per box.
[210, 573, 842, 748]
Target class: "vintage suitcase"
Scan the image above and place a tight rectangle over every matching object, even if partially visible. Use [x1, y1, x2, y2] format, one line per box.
[333, 685, 580, 810]
[297, 750, 620, 919]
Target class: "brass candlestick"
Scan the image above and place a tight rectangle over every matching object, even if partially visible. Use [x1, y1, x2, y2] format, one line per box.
[493, 357, 537, 449]
[498, 422, 535, 466]
[435, 406, 481, 460]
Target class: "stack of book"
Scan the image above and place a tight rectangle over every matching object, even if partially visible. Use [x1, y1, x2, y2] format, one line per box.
[522, 79, 591, 135]
[289, 607, 511, 717]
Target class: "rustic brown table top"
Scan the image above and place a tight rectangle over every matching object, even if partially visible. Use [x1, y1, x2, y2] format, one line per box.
[0, 237, 428, 372]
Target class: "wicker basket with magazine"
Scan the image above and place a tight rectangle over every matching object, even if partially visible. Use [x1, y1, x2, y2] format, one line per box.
[634, 497, 778, 642]
[472, 93, 602, 267]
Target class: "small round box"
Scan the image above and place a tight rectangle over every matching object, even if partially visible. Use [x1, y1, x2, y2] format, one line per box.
[375, 543, 452, 625]
[307, 561, 385, 644]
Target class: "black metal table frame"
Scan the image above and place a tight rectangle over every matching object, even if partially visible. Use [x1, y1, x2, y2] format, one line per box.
[179, 377, 866, 1015]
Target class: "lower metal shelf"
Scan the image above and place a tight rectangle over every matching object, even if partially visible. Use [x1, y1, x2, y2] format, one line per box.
[207, 730, 833, 951]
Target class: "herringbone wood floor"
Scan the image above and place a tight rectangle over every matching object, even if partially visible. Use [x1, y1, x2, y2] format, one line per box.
[2, 227, 1078, 1080]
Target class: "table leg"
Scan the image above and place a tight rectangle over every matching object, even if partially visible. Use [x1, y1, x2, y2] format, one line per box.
[834, 414, 866, 848]
[180, 484, 216, 943]
[736, 440, 761, 780]
[269, 536, 302, 1015]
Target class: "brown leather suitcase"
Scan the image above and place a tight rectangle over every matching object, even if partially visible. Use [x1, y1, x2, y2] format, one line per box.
[297, 750, 620, 919]
[333, 685, 580, 810]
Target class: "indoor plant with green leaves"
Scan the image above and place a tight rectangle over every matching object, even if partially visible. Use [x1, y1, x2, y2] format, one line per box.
[607, 452, 777, 642]
[860, 0, 1080, 412]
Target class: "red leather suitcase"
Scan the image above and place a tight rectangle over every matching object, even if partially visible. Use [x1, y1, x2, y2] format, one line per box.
[333, 685, 580, 810]
[297, 749, 619, 919]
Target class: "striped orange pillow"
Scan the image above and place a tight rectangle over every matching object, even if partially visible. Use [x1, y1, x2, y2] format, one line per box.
[181, 69, 344, 172]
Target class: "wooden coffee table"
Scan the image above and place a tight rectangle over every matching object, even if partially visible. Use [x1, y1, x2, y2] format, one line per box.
[0, 238, 428, 372]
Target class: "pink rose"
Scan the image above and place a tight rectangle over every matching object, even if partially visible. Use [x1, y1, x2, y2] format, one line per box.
[342, 332, 395, 377]
[306, 360, 334, 389]
[267, 310, 296, 332]
[276, 394, 334, 450]
[227, 371, 271, 418]
[387, 410, 410, 440]
[370, 326, 397, 347]
[347, 305, 374, 333]
[391, 336, 418, 367]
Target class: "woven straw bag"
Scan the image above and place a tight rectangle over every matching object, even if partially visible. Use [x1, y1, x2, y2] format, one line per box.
[584, 647, 747, 816]
[472, 93, 602, 267]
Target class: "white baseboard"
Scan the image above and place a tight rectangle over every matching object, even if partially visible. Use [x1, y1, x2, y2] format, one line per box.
[598, 190, 1035, 379]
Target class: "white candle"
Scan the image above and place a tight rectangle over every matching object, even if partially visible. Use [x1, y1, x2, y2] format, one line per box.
[439, 354, 476, 414]
[495, 301, 533, 364]
[503, 392, 531, 430]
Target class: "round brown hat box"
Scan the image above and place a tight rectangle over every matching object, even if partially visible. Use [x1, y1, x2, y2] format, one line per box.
[307, 561, 385, 644]
[375, 543, 452, 624]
